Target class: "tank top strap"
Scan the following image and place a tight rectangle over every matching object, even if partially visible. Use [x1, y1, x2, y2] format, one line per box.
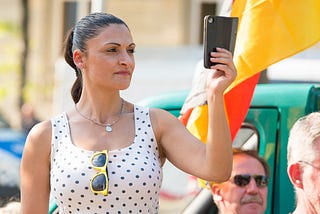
[51, 112, 71, 161]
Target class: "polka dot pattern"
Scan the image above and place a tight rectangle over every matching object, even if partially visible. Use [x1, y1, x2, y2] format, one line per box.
[50, 106, 163, 213]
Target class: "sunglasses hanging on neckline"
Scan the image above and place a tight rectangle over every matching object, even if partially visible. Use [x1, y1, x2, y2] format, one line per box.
[90, 150, 109, 196]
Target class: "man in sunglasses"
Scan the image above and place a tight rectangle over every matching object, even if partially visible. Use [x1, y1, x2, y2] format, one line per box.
[287, 112, 320, 214]
[210, 148, 270, 214]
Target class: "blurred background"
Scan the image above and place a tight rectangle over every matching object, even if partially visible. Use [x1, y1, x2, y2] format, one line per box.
[1, 0, 226, 128]
[1, 0, 319, 132]
[0, 0, 319, 212]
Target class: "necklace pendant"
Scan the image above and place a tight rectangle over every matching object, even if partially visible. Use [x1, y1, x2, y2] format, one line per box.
[105, 124, 112, 132]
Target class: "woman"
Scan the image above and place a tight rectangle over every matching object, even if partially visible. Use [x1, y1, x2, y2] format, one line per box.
[20, 12, 237, 213]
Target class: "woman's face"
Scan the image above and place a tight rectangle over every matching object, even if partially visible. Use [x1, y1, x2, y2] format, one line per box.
[80, 24, 135, 91]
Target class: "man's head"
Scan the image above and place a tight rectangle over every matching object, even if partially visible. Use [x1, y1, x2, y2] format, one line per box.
[287, 112, 320, 213]
[211, 148, 269, 214]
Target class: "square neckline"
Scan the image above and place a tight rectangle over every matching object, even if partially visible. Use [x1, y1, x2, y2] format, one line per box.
[61, 105, 141, 154]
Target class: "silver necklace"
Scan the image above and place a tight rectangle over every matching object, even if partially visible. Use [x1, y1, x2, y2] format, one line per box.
[75, 99, 124, 132]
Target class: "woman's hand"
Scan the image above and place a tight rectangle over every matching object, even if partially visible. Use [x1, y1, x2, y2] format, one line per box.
[206, 47, 237, 96]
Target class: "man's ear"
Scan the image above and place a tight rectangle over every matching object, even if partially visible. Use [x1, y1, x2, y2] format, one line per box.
[73, 49, 84, 69]
[211, 185, 222, 202]
[288, 163, 303, 189]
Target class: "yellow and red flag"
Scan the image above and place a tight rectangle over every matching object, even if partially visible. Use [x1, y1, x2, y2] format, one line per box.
[180, 0, 320, 143]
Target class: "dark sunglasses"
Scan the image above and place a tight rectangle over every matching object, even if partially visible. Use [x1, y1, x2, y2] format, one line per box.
[232, 174, 268, 188]
[90, 150, 109, 196]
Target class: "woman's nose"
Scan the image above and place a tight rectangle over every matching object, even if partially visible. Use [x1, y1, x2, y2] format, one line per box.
[118, 51, 133, 66]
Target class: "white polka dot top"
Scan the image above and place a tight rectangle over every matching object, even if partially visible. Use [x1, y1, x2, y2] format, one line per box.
[50, 105, 163, 214]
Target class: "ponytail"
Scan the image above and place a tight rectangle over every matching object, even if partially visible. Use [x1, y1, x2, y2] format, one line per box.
[63, 28, 82, 103]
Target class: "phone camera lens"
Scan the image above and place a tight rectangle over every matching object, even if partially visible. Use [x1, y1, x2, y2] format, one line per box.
[208, 17, 214, 23]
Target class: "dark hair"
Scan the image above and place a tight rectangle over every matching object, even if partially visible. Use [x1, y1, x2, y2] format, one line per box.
[233, 148, 270, 178]
[63, 12, 129, 103]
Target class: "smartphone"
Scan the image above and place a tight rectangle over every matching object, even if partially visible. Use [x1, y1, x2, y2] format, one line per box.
[203, 15, 239, 68]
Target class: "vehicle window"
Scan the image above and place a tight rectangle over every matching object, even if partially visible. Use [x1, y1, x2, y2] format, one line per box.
[232, 123, 259, 151]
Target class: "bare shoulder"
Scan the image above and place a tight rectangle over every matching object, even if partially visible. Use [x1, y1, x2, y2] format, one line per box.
[24, 119, 52, 155]
[20, 121, 51, 211]
[148, 107, 184, 134]
[149, 107, 177, 123]
[149, 107, 176, 117]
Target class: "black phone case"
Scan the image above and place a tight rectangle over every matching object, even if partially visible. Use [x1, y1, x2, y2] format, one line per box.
[203, 15, 239, 68]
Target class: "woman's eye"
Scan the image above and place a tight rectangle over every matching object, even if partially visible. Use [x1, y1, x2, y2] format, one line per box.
[128, 48, 135, 54]
[107, 48, 117, 52]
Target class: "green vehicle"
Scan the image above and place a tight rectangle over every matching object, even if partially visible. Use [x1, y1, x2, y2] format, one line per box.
[138, 83, 320, 214]
[49, 83, 320, 214]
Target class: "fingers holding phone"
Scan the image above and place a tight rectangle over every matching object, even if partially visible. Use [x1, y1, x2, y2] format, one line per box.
[203, 15, 238, 93]
[206, 48, 237, 94]
[209, 47, 233, 68]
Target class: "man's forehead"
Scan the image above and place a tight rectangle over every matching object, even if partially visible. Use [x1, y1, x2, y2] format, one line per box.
[232, 154, 265, 175]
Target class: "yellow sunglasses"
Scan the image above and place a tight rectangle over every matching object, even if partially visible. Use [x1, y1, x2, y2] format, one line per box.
[90, 150, 109, 196]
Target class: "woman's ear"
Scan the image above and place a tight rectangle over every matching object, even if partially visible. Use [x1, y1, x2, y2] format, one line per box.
[288, 163, 303, 189]
[73, 49, 84, 69]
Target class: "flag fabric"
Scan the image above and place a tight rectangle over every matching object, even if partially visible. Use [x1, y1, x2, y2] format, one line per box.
[180, 0, 320, 144]
[181, 0, 320, 189]
[229, 0, 320, 91]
